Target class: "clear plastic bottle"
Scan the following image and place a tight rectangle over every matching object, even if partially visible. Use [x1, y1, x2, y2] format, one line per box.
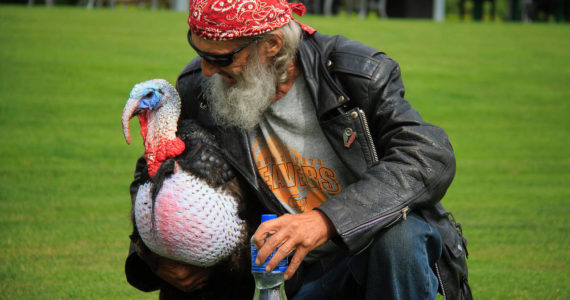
[251, 214, 288, 300]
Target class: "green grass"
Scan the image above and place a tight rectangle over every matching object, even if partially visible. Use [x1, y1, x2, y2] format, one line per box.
[0, 5, 568, 299]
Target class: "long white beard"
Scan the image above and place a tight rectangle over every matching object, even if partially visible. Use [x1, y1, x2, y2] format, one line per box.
[205, 53, 278, 130]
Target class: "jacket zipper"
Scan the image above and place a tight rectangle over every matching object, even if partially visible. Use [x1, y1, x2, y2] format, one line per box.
[384, 206, 410, 228]
[434, 262, 447, 300]
[358, 108, 379, 164]
[343, 206, 409, 237]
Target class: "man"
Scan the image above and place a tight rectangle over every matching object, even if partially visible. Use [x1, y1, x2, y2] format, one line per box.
[125, 0, 471, 299]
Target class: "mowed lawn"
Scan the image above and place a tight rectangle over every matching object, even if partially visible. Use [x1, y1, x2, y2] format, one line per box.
[0, 5, 568, 299]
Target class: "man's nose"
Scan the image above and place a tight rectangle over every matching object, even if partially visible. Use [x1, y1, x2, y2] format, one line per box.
[201, 59, 221, 77]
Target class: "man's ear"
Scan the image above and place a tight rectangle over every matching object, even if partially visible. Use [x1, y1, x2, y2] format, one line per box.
[261, 34, 283, 58]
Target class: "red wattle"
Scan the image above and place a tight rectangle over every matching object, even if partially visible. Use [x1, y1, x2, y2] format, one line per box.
[145, 137, 186, 178]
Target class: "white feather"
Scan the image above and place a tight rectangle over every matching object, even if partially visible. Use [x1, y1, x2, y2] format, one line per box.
[134, 169, 247, 267]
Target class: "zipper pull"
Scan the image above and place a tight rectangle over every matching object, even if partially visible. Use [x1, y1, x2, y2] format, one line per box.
[402, 206, 409, 220]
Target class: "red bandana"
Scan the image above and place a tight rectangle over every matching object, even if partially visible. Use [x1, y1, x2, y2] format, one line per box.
[188, 0, 316, 40]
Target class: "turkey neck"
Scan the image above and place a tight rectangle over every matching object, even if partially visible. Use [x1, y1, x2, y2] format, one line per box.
[141, 93, 185, 178]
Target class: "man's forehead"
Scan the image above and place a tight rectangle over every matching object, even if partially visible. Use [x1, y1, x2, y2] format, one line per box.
[190, 32, 243, 53]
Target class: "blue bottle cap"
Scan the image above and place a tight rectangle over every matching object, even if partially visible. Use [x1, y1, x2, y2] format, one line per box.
[261, 214, 277, 223]
[252, 214, 288, 272]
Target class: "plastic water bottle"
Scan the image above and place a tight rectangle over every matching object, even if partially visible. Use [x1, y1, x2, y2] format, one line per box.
[251, 214, 288, 300]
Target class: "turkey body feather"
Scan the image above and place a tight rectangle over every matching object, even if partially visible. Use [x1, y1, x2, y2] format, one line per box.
[134, 119, 248, 268]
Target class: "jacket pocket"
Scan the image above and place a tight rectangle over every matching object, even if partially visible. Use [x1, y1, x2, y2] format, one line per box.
[320, 107, 379, 176]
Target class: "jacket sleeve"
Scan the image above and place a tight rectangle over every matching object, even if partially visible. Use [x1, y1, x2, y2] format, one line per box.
[316, 54, 456, 254]
[125, 242, 162, 292]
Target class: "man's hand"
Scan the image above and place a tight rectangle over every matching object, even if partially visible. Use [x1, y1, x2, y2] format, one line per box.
[154, 256, 212, 293]
[252, 210, 335, 280]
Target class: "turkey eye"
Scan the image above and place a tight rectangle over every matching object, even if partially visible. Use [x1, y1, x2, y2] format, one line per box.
[144, 92, 154, 98]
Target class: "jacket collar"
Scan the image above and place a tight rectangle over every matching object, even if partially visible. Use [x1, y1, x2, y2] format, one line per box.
[298, 32, 351, 120]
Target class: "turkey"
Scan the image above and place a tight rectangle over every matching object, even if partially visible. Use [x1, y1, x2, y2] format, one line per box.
[121, 79, 252, 280]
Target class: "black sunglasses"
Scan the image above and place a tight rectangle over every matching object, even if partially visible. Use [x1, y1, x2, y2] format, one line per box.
[187, 32, 260, 67]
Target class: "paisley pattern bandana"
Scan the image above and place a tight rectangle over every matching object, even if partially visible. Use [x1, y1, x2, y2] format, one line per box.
[188, 0, 316, 40]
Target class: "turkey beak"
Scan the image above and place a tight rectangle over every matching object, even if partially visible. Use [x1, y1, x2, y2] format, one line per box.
[122, 97, 140, 145]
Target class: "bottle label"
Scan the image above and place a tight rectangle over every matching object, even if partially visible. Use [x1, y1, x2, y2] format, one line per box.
[251, 242, 288, 272]
[251, 215, 288, 273]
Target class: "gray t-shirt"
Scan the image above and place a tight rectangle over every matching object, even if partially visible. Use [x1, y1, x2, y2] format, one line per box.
[248, 72, 357, 214]
[248, 72, 359, 261]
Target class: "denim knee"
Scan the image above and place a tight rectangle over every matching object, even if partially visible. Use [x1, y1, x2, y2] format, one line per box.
[349, 212, 443, 300]
[370, 212, 442, 265]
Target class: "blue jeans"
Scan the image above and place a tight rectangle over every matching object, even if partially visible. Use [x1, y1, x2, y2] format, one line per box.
[292, 213, 442, 300]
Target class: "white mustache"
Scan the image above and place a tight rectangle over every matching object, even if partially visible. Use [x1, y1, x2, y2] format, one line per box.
[205, 53, 278, 130]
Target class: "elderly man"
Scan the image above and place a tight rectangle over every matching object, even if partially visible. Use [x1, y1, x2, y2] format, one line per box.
[125, 0, 471, 299]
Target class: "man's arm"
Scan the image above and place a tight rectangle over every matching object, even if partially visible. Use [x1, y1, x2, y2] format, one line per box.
[125, 242, 211, 293]
[317, 54, 456, 253]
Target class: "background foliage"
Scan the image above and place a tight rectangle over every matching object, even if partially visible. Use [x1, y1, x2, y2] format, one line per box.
[0, 5, 568, 299]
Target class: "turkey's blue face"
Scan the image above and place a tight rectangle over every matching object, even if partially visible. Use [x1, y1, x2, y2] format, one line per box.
[129, 83, 165, 112]
[137, 89, 162, 109]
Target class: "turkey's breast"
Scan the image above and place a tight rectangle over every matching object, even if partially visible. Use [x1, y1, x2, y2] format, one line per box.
[134, 170, 248, 267]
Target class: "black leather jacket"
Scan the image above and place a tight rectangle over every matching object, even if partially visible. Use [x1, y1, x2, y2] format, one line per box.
[127, 31, 469, 299]
[176, 31, 456, 253]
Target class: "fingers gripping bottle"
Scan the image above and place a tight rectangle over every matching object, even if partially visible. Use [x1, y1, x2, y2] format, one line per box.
[251, 214, 288, 300]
